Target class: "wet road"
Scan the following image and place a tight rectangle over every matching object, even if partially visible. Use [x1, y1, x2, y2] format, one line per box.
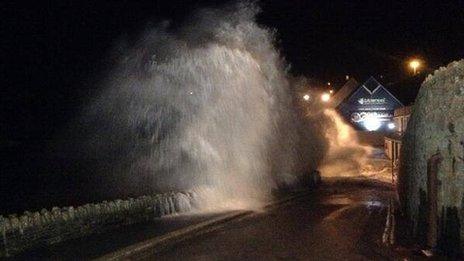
[136, 178, 397, 260]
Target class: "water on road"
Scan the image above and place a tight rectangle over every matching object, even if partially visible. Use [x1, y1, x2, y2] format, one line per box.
[135, 179, 399, 260]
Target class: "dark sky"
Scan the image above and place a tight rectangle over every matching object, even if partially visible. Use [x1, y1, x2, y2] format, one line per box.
[2, 0, 464, 141]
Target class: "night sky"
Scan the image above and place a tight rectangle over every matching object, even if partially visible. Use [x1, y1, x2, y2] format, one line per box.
[2, 0, 464, 142]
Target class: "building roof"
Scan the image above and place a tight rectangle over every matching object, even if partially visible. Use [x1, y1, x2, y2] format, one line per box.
[363, 77, 383, 92]
[331, 75, 422, 108]
[332, 76, 404, 108]
[329, 78, 359, 108]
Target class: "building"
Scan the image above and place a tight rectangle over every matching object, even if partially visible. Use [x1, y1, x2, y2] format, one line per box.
[392, 106, 412, 133]
[384, 105, 412, 162]
[332, 76, 404, 132]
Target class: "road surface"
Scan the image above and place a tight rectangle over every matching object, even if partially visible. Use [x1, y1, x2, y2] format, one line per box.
[12, 179, 402, 260]
[133, 179, 398, 260]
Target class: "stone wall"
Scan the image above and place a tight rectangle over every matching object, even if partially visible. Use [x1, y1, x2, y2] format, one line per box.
[399, 60, 464, 255]
[0, 191, 198, 257]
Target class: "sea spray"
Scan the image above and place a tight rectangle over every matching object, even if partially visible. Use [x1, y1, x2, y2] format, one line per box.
[319, 109, 372, 178]
[57, 2, 325, 211]
[289, 76, 372, 180]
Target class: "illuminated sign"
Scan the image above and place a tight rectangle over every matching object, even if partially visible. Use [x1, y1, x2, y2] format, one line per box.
[357, 98, 386, 105]
[336, 77, 404, 131]
[350, 111, 393, 123]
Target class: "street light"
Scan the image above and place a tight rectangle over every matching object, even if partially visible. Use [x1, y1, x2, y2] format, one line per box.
[409, 59, 421, 75]
[303, 94, 310, 101]
[321, 93, 330, 102]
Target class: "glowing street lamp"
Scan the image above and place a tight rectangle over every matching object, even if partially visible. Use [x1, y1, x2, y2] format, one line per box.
[303, 94, 310, 101]
[409, 59, 421, 75]
[321, 93, 330, 102]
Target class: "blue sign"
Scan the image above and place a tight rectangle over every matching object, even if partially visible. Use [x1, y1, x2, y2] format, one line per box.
[337, 77, 403, 131]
